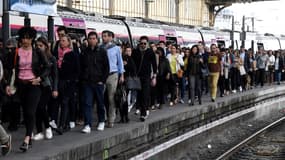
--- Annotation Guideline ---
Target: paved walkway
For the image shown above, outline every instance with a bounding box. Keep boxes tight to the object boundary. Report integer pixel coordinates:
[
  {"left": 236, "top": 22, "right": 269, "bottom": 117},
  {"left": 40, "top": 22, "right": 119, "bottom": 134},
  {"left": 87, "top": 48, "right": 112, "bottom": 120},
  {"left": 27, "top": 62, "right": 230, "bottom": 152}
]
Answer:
[{"left": 0, "top": 85, "right": 280, "bottom": 160}]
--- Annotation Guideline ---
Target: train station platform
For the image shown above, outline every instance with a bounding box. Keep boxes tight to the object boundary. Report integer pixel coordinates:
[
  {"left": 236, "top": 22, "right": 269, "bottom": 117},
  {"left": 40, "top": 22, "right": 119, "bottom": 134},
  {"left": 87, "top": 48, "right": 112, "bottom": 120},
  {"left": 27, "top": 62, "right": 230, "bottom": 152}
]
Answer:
[{"left": 2, "top": 85, "right": 285, "bottom": 160}]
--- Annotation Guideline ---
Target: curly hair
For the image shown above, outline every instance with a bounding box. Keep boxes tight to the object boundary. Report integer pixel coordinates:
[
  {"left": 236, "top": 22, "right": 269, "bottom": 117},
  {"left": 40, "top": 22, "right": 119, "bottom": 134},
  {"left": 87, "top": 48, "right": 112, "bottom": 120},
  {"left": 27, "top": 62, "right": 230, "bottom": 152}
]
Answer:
[{"left": 18, "top": 26, "right": 37, "bottom": 41}]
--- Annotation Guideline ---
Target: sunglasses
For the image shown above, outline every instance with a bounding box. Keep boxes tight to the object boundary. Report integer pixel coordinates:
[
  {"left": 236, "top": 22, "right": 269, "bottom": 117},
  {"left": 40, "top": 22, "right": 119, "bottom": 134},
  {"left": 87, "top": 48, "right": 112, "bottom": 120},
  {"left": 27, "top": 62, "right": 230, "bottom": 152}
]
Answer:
[{"left": 140, "top": 42, "right": 147, "bottom": 45}]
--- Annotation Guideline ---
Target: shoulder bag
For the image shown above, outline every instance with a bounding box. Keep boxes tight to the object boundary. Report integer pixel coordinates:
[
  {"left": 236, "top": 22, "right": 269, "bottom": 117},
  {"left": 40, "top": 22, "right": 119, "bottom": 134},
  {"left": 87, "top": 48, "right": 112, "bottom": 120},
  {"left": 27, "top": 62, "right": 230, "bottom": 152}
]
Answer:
[{"left": 126, "top": 54, "right": 144, "bottom": 90}]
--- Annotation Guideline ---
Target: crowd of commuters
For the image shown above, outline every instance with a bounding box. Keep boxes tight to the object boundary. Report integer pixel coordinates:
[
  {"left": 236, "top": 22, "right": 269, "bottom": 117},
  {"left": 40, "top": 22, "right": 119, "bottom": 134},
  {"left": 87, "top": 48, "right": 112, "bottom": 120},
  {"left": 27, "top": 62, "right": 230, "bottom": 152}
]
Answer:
[{"left": 0, "top": 26, "right": 284, "bottom": 155}]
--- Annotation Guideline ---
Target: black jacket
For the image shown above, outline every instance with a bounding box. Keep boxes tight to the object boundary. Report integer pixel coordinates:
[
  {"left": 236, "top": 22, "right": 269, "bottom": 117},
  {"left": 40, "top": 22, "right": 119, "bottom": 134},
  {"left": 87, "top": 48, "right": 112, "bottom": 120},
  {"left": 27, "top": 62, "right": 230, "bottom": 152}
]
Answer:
[
  {"left": 59, "top": 50, "right": 80, "bottom": 81},
  {"left": 158, "top": 57, "right": 171, "bottom": 79},
  {"left": 6, "top": 48, "right": 49, "bottom": 86},
  {"left": 186, "top": 54, "right": 205, "bottom": 77},
  {"left": 80, "top": 46, "right": 109, "bottom": 84},
  {"left": 41, "top": 56, "right": 58, "bottom": 91},
  {"left": 123, "top": 55, "right": 136, "bottom": 78},
  {"left": 132, "top": 48, "right": 157, "bottom": 79}
]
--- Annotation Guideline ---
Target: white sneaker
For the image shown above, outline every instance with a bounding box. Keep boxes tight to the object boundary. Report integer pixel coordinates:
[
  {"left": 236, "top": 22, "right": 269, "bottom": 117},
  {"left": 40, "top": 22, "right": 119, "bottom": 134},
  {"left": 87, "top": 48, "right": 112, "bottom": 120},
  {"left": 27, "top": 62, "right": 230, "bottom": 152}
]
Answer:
[
  {"left": 49, "top": 120, "right": 57, "bottom": 129},
  {"left": 232, "top": 90, "right": 237, "bottom": 93},
  {"left": 146, "top": 110, "right": 150, "bottom": 116},
  {"left": 155, "top": 103, "right": 160, "bottom": 108},
  {"left": 239, "top": 86, "right": 242, "bottom": 92},
  {"left": 45, "top": 127, "right": 53, "bottom": 139},
  {"left": 97, "top": 122, "right": 105, "bottom": 131},
  {"left": 70, "top": 122, "right": 75, "bottom": 129},
  {"left": 128, "top": 104, "right": 134, "bottom": 113},
  {"left": 81, "top": 125, "right": 91, "bottom": 134},
  {"left": 135, "top": 109, "right": 140, "bottom": 115},
  {"left": 180, "top": 99, "right": 185, "bottom": 104},
  {"left": 33, "top": 133, "right": 44, "bottom": 141},
  {"left": 170, "top": 102, "right": 174, "bottom": 106},
  {"left": 188, "top": 99, "right": 191, "bottom": 104}
]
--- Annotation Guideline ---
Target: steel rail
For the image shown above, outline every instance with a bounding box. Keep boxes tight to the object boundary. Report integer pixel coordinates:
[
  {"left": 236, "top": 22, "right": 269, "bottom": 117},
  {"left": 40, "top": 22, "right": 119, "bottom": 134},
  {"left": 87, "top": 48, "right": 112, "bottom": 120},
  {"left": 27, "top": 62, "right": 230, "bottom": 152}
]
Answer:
[{"left": 216, "top": 116, "right": 285, "bottom": 160}]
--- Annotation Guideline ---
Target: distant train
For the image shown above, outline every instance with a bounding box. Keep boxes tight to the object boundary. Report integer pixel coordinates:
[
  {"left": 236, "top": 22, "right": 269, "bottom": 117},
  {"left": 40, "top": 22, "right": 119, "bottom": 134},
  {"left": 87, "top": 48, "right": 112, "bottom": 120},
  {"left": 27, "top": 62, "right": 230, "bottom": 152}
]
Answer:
[{"left": 1, "top": 7, "right": 285, "bottom": 51}]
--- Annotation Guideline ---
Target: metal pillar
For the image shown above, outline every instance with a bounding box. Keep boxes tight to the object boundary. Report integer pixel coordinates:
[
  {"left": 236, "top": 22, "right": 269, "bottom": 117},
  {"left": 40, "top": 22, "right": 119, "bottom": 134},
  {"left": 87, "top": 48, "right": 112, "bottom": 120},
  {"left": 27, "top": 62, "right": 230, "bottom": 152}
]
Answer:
[
  {"left": 24, "top": 13, "right": 31, "bottom": 27},
  {"left": 2, "top": 0, "right": 10, "bottom": 49},
  {"left": 175, "top": 0, "right": 180, "bottom": 24},
  {"left": 67, "top": 0, "right": 73, "bottom": 8},
  {"left": 145, "top": 1, "right": 150, "bottom": 19},
  {"left": 231, "top": 16, "right": 234, "bottom": 48},
  {"left": 109, "top": 0, "right": 114, "bottom": 15},
  {"left": 241, "top": 15, "right": 245, "bottom": 48},
  {"left": 47, "top": 16, "right": 54, "bottom": 43}
]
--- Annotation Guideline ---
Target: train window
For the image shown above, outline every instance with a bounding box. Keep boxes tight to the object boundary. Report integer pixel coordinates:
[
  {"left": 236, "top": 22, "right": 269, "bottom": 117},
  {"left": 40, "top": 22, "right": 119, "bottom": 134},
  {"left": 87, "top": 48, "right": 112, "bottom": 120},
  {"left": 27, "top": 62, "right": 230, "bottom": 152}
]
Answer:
[
  {"left": 166, "top": 36, "right": 177, "bottom": 45},
  {"left": 217, "top": 40, "right": 225, "bottom": 49}
]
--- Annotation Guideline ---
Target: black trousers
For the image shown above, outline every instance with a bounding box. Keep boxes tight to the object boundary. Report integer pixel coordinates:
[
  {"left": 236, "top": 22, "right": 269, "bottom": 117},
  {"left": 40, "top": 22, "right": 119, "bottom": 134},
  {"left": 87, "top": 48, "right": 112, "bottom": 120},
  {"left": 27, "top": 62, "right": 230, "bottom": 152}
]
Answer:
[
  {"left": 170, "top": 74, "right": 179, "bottom": 102},
  {"left": 137, "top": 77, "right": 151, "bottom": 116},
  {"left": 157, "top": 77, "right": 168, "bottom": 105},
  {"left": 150, "top": 85, "right": 157, "bottom": 106},
  {"left": 218, "top": 75, "right": 225, "bottom": 95},
  {"left": 58, "top": 80, "right": 77, "bottom": 128},
  {"left": 18, "top": 83, "right": 41, "bottom": 137},
  {"left": 231, "top": 68, "right": 240, "bottom": 90},
  {"left": 258, "top": 69, "right": 265, "bottom": 87},
  {"left": 36, "top": 86, "right": 52, "bottom": 133}
]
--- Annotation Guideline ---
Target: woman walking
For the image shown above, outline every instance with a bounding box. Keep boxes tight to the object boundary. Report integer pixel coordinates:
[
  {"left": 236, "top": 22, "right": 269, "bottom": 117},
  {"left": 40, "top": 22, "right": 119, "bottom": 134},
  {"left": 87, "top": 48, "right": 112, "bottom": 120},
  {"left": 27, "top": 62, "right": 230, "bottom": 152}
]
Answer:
[
  {"left": 33, "top": 37, "right": 58, "bottom": 140},
  {"left": 167, "top": 45, "right": 184, "bottom": 106},
  {"left": 5, "top": 27, "right": 49, "bottom": 152}
]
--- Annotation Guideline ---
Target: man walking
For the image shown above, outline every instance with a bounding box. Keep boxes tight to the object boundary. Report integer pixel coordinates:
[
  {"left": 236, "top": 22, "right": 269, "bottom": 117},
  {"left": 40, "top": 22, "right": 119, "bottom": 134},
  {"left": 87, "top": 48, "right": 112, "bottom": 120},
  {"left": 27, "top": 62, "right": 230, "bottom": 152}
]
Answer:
[
  {"left": 80, "top": 32, "right": 110, "bottom": 133},
  {"left": 102, "top": 30, "right": 124, "bottom": 128},
  {"left": 132, "top": 36, "right": 157, "bottom": 121}
]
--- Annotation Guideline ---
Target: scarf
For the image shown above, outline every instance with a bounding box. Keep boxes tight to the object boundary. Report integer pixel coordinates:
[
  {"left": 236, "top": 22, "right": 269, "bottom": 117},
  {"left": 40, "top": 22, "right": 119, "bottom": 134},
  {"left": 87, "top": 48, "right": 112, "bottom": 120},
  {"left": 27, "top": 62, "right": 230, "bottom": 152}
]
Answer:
[{"left": 58, "top": 47, "right": 72, "bottom": 68}]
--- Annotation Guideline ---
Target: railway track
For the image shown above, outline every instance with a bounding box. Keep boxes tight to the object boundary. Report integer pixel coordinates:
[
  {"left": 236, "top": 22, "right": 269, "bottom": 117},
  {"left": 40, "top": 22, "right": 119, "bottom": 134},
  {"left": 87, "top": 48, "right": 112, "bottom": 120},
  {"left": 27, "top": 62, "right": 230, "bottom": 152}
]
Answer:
[{"left": 216, "top": 116, "right": 285, "bottom": 160}]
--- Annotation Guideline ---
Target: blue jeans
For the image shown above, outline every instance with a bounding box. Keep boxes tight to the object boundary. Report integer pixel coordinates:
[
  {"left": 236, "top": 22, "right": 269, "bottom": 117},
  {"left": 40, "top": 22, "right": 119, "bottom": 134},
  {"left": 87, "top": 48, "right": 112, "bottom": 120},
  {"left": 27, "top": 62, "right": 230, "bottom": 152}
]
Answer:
[
  {"left": 275, "top": 70, "right": 281, "bottom": 84},
  {"left": 83, "top": 83, "right": 106, "bottom": 126}
]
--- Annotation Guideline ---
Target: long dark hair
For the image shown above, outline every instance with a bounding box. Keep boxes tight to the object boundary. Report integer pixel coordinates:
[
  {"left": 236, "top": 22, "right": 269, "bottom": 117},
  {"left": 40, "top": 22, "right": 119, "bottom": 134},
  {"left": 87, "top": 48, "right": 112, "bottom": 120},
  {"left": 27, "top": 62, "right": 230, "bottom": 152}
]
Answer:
[
  {"left": 190, "top": 45, "right": 199, "bottom": 55},
  {"left": 36, "top": 36, "right": 52, "bottom": 58}
]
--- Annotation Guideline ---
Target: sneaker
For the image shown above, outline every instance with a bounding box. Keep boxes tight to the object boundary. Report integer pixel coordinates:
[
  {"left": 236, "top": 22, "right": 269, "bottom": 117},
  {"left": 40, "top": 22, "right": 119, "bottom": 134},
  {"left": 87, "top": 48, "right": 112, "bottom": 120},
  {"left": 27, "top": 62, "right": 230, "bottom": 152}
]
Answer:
[
  {"left": 155, "top": 103, "right": 160, "bottom": 108},
  {"left": 81, "top": 125, "right": 91, "bottom": 134},
  {"left": 135, "top": 109, "right": 140, "bottom": 115},
  {"left": 151, "top": 105, "right": 156, "bottom": 110},
  {"left": 170, "top": 102, "right": 174, "bottom": 106},
  {"left": 45, "top": 127, "right": 53, "bottom": 139},
  {"left": 146, "top": 110, "right": 150, "bottom": 116},
  {"left": 69, "top": 122, "right": 75, "bottom": 129},
  {"left": 232, "top": 90, "right": 237, "bottom": 93},
  {"left": 188, "top": 99, "right": 191, "bottom": 104},
  {"left": 128, "top": 104, "right": 134, "bottom": 113},
  {"left": 97, "top": 122, "right": 105, "bottom": 131},
  {"left": 179, "top": 99, "right": 185, "bottom": 104},
  {"left": 211, "top": 98, "right": 215, "bottom": 102},
  {"left": 239, "top": 86, "right": 242, "bottom": 92},
  {"left": 49, "top": 120, "right": 57, "bottom": 129},
  {"left": 33, "top": 133, "right": 44, "bottom": 141},
  {"left": 1, "top": 135, "right": 12, "bottom": 156}
]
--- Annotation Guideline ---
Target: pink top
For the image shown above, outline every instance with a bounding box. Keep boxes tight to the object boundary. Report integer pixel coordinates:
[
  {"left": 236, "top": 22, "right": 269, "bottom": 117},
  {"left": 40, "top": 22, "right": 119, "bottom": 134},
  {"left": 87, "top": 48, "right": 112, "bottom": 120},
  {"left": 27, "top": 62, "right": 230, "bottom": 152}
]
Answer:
[{"left": 18, "top": 48, "right": 36, "bottom": 80}]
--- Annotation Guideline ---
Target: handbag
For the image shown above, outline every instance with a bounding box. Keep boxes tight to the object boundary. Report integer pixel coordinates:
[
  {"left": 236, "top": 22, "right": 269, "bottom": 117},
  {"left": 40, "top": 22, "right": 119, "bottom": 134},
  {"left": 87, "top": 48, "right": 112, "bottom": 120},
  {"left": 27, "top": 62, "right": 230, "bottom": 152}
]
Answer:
[
  {"left": 9, "top": 49, "right": 18, "bottom": 95},
  {"left": 126, "top": 76, "right": 141, "bottom": 90},
  {"left": 239, "top": 65, "right": 246, "bottom": 76},
  {"left": 177, "top": 69, "right": 184, "bottom": 78},
  {"left": 126, "top": 54, "right": 144, "bottom": 90}
]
